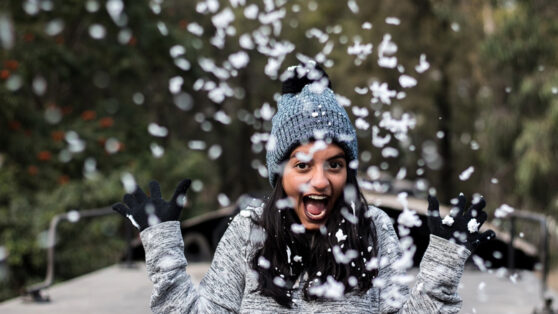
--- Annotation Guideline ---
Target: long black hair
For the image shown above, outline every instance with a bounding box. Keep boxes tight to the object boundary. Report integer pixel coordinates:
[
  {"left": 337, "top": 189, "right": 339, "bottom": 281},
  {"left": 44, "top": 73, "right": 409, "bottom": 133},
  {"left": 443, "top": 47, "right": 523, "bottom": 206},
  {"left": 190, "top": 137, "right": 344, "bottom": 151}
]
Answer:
[{"left": 250, "top": 168, "right": 379, "bottom": 307}]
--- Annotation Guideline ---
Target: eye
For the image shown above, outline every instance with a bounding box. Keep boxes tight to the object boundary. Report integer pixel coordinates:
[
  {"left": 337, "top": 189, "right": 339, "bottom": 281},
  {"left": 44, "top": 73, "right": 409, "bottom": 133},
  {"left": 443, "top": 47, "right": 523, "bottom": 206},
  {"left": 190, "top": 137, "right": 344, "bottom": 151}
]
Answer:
[
  {"left": 295, "top": 162, "right": 308, "bottom": 170},
  {"left": 327, "top": 161, "right": 344, "bottom": 170}
]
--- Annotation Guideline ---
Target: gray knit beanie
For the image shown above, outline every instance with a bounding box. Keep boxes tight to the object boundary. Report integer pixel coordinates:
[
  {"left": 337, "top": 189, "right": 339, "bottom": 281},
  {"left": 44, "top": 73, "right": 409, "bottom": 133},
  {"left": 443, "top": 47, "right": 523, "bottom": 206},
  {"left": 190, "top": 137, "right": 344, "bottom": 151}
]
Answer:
[{"left": 266, "top": 63, "right": 358, "bottom": 187}]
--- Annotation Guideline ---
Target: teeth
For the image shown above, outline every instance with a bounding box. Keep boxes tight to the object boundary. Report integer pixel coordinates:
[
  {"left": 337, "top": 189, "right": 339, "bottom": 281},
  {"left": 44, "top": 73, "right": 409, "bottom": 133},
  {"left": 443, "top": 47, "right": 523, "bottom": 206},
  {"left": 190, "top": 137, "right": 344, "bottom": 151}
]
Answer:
[{"left": 307, "top": 195, "right": 328, "bottom": 200}]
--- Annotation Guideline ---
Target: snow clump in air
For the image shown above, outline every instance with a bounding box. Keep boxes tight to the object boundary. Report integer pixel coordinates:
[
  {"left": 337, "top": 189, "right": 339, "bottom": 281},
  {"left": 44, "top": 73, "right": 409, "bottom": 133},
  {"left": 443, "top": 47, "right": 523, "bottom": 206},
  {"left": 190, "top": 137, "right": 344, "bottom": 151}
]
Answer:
[
  {"left": 442, "top": 215, "right": 454, "bottom": 226},
  {"left": 291, "top": 223, "right": 306, "bottom": 234},
  {"left": 494, "top": 204, "right": 514, "bottom": 218},
  {"left": 308, "top": 276, "right": 345, "bottom": 299},
  {"left": 459, "top": 166, "right": 475, "bottom": 181},
  {"left": 467, "top": 218, "right": 480, "bottom": 233},
  {"left": 335, "top": 228, "right": 347, "bottom": 242}
]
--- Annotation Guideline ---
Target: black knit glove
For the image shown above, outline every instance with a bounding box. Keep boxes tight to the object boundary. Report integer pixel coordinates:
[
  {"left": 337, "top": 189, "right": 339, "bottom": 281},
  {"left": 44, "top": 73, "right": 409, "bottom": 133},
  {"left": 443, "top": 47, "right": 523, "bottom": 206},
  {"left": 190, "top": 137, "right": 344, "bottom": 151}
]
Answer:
[
  {"left": 112, "top": 179, "right": 191, "bottom": 231},
  {"left": 427, "top": 193, "right": 495, "bottom": 252}
]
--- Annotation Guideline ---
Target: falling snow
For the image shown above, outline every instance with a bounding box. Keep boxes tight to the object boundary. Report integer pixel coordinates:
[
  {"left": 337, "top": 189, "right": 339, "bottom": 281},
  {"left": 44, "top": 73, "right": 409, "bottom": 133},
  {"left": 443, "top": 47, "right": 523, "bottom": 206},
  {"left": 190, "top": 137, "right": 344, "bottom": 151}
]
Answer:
[
  {"left": 309, "top": 276, "right": 345, "bottom": 299},
  {"left": 6, "top": 1, "right": 511, "bottom": 307},
  {"left": 459, "top": 166, "right": 475, "bottom": 181},
  {"left": 335, "top": 229, "right": 347, "bottom": 242},
  {"left": 385, "top": 17, "right": 401, "bottom": 25},
  {"left": 369, "top": 81, "right": 397, "bottom": 104},
  {"left": 467, "top": 218, "right": 480, "bottom": 233},
  {"left": 494, "top": 204, "right": 514, "bottom": 218},
  {"left": 442, "top": 215, "right": 454, "bottom": 226},
  {"left": 332, "top": 245, "right": 358, "bottom": 264},
  {"left": 398, "top": 75, "right": 417, "bottom": 88},
  {"left": 397, "top": 208, "right": 422, "bottom": 229},
  {"left": 415, "top": 54, "right": 430, "bottom": 73},
  {"left": 291, "top": 223, "right": 306, "bottom": 233}
]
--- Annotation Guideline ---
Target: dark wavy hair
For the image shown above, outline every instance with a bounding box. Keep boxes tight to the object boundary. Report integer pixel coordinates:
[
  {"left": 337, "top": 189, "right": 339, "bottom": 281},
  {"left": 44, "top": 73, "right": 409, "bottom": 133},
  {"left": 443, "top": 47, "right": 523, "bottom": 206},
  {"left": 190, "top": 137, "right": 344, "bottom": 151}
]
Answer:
[{"left": 250, "top": 168, "right": 379, "bottom": 308}]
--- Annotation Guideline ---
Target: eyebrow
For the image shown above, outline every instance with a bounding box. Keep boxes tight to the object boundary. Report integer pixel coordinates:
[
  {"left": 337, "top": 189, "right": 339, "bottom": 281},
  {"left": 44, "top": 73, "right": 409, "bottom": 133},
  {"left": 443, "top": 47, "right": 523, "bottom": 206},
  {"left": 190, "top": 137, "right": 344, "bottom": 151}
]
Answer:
[
  {"left": 289, "top": 152, "right": 346, "bottom": 160},
  {"left": 328, "top": 153, "right": 346, "bottom": 161}
]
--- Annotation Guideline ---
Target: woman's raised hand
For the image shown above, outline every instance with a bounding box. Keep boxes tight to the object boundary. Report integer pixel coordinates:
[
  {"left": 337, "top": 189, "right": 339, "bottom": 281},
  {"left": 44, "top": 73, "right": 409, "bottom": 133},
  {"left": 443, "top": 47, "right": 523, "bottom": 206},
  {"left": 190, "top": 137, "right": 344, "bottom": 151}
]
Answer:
[
  {"left": 427, "top": 193, "right": 496, "bottom": 252},
  {"left": 112, "top": 179, "right": 191, "bottom": 231}
]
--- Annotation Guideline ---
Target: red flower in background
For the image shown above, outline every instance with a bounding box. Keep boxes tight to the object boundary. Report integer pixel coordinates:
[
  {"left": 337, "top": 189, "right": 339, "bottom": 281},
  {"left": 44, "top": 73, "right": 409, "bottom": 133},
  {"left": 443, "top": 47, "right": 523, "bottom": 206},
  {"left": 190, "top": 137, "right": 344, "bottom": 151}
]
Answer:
[
  {"left": 8, "top": 120, "right": 21, "bottom": 131},
  {"left": 81, "top": 110, "right": 96, "bottom": 121},
  {"left": 51, "top": 130, "right": 65, "bottom": 142},
  {"left": 23, "top": 33, "right": 34, "bottom": 42},
  {"left": 37, "top": 151, "right": 52, "bottom": 161},
  {"left": 0, "top": 70, "right": 10, "bottom": 80},
  {"left": 128, "top": 36, "right": 137, "bottom": 46},
  {"left": 4, "top": 60, "right": 19, "bottom": 70},
  {"left": 58, "top": 175, "right": 70, "bottom": 185},
  {"left": 62, "top": 106, "right": 73, "bottom": 115},
  {"left": 27, "top": 165, "right": 38, "bottom": 176},
  {"left": 99, "top": 117, "right": 114, "bottom": 128}
]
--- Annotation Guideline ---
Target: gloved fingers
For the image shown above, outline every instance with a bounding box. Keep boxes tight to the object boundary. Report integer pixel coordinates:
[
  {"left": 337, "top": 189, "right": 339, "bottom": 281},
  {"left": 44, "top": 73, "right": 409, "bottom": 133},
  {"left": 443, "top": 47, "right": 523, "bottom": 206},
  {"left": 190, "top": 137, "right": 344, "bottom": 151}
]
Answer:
[
  {"left": 132, "top": 185, "right": 148, "bottom": 204},
  {"left": 427, "top": 195, "right": 442, "bottom": 230},
  {"left": 475, "top": 210, "right": 488, "bottom": 226},
  {"left": 171, "top": 179, "right": 191, "bottom": 208},
  {"left": 453, "top": 193, "right": 467, "bottom": 217},
  {"left": 478, "top": 229, "right": 496, "bottom": 243},
  {"left": 467, "top": 196, "right": 486, "bottom": 219},
  {"left": 148, "top": 180, "right": 162, "bottom": 199},
  {"left": 112, "top": 202, "right": 130, "bottom": 216},
  {"left": 427, "top": 194, "right": 440, "bottom": 217},
  {"left": 123, "top": 193, "right": 139, "bottom": 209}
]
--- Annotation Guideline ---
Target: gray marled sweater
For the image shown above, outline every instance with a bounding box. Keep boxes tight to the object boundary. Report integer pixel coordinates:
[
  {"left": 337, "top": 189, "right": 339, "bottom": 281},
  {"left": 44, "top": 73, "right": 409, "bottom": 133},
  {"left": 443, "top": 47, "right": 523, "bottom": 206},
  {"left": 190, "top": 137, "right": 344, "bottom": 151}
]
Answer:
[{"left": 140, "top": 203, "right": 470, "bottom": 313}]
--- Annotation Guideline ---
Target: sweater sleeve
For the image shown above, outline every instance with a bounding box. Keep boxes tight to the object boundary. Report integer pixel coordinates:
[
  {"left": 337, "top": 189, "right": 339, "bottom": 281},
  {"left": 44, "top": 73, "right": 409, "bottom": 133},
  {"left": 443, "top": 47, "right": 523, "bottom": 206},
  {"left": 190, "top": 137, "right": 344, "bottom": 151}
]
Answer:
[
  {"left": 373, "top": 208, "right": 470, "bottom": 314},
  {"left": 140, "top": 213, "right": 250, "bottom": 314}
]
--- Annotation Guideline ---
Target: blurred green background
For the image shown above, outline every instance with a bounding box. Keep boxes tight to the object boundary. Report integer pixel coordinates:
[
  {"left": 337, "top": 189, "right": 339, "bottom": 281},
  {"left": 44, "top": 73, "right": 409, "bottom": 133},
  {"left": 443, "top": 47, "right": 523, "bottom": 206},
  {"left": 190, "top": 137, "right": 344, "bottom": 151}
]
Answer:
[{"left": 1, "top": 0, "right": 558, "bottom": 301}]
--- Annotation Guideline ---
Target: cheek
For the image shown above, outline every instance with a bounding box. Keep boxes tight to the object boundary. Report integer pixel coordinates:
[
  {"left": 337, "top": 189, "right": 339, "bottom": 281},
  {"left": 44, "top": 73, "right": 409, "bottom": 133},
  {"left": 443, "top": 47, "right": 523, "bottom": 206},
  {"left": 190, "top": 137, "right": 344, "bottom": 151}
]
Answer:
[
  {"left": 331, "top": 173, "right": 347, "bottom": 195},
  {"left": 283, "top": 170, "right": 297, "bottom": 197},
  {"left": 281, "top": 171, "right": 305, "bottom": 198}
]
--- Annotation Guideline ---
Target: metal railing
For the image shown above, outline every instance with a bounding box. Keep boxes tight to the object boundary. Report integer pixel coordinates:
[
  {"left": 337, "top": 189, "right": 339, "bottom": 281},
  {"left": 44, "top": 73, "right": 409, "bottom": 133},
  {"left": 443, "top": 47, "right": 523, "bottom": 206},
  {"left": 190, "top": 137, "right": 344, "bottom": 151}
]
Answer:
[
  {"left": 505, "top": 211, "right": 554, "bottom": 313},
  {"left": 24, "top": 207, "right": 134, "bottom": 302}
]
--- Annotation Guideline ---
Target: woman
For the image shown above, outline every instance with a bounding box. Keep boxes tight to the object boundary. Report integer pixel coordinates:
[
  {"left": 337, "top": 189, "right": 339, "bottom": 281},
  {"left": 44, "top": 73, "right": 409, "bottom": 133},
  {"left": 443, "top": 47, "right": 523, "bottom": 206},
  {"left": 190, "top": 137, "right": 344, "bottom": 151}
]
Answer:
[{"left": 113, "top": 62, "right": 495, "bottom": 313}]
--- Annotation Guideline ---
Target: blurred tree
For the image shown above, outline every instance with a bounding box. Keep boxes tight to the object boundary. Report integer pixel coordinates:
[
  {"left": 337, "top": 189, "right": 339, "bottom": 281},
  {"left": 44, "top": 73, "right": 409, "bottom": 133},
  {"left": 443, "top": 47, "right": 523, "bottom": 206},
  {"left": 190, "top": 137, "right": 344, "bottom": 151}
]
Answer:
[
  {"left": 478, "top": 0, "right": 558, "bottom": 214},
  {"left": 0, "top": 0, "right": 219, "bottom": 300}
]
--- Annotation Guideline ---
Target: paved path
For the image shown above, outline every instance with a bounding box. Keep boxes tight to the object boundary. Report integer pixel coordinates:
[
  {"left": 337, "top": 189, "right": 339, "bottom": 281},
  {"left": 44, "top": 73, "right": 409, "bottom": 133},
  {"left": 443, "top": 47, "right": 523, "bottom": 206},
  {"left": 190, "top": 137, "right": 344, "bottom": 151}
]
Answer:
[
  {"left": 0, "top": 263, "right": 553, "bottom": 313},
  {"left": 460, "top": 269, "right": 549, "bottom": 314},
  {"left": 0, "top": 263, "right": 207, "bottom": 314}
]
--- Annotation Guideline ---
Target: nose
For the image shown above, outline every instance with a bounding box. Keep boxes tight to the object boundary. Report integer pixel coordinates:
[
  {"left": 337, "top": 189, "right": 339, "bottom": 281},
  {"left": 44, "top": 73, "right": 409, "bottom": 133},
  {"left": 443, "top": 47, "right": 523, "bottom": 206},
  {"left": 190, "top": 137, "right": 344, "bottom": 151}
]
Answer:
[{"left": 310, "top": 166, "right": 329, "bottom": 191}]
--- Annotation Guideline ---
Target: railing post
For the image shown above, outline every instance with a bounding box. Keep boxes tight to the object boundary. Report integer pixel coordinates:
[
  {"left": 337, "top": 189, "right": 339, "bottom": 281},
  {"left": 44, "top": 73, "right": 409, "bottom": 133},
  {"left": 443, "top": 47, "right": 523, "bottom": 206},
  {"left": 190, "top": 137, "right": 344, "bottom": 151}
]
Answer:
[
  {"left": 507, "top": 211, "right": 555, "bottom": 313},
  {"left": 24, "top": 207, "right": 115, "bottom": 302},
  {"left": 508, "top": 215, "right": 515, "bottom": 273},
  {"left": 541, "top": 219, "right": 549, "bottom": 297},
  {"left": 123, "top": 220, "right": 135, "bottom": 268}
]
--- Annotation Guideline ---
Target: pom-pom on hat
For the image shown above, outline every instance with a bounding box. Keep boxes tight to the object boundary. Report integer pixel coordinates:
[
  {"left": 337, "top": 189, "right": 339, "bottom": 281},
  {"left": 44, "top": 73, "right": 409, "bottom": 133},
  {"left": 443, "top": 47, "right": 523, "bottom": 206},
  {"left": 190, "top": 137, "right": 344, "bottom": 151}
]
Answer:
[{"left": 266, "top": 61, "right": 358, "bottom": 187}]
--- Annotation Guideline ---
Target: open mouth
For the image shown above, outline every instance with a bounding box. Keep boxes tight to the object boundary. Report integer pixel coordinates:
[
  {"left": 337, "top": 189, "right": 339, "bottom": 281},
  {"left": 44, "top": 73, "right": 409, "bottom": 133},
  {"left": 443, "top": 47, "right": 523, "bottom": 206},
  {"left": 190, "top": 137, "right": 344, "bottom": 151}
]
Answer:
[{"left": 302, "top": 195, "right": 330, "bottom": 222}]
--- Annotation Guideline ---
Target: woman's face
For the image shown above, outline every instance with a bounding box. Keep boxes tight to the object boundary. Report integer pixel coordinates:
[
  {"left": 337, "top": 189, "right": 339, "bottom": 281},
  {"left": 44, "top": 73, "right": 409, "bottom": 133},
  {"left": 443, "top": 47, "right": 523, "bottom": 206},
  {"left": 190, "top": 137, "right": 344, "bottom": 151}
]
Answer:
[{"left": 281, "top": 142, "right": 347, "bottom": 230}]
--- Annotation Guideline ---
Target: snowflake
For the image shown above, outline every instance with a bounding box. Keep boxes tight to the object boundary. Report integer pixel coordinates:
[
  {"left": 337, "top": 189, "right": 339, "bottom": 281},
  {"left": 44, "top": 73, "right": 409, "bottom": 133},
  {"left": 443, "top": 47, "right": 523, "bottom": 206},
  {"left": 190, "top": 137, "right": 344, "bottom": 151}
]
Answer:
[
  {"left": 397, "top": 208, "right": 422, "bottom": 228},
  {"left": 347, "top": 41, "right": 373, "bottom": 61},
  {"left": 308, "top": 276, "right": 345, "bottom": 299},
  {"left": 459, "top": 166, "right": 475, "bottom": 181},
  {"left": 442, "top": 215, "right": 454, "bottom": 226},
  {"left": 335, "top": 229, "right": 347, "bottom": 242},
  {"left": 369, "top": 81, "right": 396, "bottom": 104},
  {"left": 494, "top": 204, "right": 514, "bottom": 218},
  {"left": 415, "top": 54, "right": 430, "bottom": 73},
  {"left": 385, "top": 17, "right": 401, "bottom": 25},
  {"left": 228, "top": 51, "right": 250, "bottom": 69},
  {"left": 291, "top": 223, "right": 306, "bottom": 234},
  {"left": 399, "top": 75, "right": 417, "bottom": 88}
]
